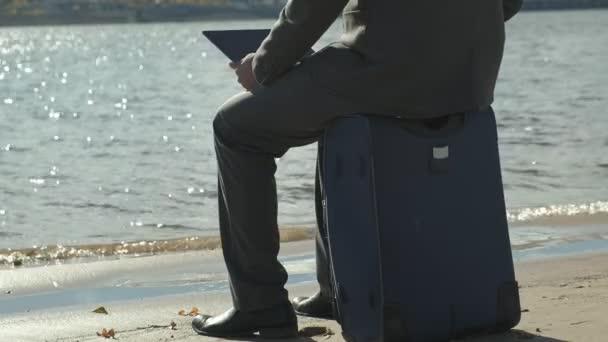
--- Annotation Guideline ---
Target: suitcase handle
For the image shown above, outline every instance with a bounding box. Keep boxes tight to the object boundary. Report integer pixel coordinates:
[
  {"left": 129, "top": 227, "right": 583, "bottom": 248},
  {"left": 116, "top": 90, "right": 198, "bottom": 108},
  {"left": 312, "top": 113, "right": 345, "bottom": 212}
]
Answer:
[{"left": 393, "top": 112, "right": 465, "bottom": 138}]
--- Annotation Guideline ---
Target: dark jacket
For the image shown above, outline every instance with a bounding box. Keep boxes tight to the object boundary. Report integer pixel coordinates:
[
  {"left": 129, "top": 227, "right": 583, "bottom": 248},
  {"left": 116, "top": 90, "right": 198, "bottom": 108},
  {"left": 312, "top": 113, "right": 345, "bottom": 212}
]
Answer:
[{"left": 252, "top": 0, "right": 522, "bottom": 117}]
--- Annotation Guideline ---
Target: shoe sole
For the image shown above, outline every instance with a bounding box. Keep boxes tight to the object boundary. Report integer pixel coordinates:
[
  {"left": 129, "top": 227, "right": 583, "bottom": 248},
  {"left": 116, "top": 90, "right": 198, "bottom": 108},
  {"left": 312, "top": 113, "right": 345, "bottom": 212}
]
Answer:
[
  {"left": 192, "top": 322, "right": 298, "bottom": 339},
  {"left": 294, "top": 309, "right": 334, "bottom": 320}
]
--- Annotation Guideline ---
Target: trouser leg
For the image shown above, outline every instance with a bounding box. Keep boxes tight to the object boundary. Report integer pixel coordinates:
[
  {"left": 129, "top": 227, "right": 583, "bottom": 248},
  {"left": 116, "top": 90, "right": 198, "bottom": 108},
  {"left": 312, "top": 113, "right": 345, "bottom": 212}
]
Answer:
[
  {"left": 214, "top": 119, "right": 290, "bottom": 311},
  {"left": 211, "top": 45, "right": 376, "bottom": 312}
]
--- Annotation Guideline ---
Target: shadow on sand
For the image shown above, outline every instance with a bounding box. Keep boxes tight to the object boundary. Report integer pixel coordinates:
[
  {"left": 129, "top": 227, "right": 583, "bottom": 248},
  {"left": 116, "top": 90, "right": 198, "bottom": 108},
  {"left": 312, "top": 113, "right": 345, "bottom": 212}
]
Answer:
[
  {"left": 219, "top": 326, "right": 331, "bottom": 341},
  {"left": 223, "top": 327, "right": 569, "bottom": 342},
  {"left": 459, "top": 329, "right": 569, "bottom": 342},
  {"left": 220, "top": 328, "right": 569, "bottom": 342}
]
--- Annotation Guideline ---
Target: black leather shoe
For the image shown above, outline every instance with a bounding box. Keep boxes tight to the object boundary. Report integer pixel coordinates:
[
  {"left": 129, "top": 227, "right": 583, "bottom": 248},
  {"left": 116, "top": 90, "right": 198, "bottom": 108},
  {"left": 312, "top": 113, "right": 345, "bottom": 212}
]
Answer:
[
  {"left": 291, "top": 292, "right": 333, "bottom": 319},
  {"left": 191, "top": 302, "right": 298, "bottom": 338}
]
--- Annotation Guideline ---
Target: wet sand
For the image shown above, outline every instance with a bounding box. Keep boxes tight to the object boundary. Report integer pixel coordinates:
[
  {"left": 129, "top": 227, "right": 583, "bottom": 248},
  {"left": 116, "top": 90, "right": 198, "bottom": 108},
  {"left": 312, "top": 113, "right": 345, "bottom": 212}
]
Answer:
[{"left": 1, "top": 240, "right": 608, "bottom": 341}]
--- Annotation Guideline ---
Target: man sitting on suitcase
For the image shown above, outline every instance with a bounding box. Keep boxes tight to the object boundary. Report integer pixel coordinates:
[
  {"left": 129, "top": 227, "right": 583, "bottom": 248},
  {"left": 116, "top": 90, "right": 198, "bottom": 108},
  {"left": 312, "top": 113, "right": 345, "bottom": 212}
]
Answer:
[{"left": 192, "top": 0, "right": 522, "bottom": 338}]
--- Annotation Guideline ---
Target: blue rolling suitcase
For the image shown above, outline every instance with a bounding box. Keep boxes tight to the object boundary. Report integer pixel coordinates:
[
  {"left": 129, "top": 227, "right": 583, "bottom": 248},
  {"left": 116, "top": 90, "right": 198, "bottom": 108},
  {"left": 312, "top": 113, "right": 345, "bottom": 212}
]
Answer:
[{"left": 322, "top": 108, "right": 520, "bottom": 342}]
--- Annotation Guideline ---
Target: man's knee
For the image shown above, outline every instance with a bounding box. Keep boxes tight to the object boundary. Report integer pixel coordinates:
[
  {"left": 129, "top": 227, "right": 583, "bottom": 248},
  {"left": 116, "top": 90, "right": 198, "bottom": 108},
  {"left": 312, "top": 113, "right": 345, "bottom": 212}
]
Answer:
[
  {"left": 212, "top": 103, "right": 260, "bottom": 153},
  {"left": 212, "top": 104, "right": 288, "bottom": 157},
  {"left": 213, "top": 97, "right": 244, "bottom": 138},
  {"left": 212, "top": 93, "right": 255, "bottom": 139},
  {"left": 212, "top": 110, "right": 241, "bottom": 153},
  {"left": 212, "top": 110, "right": 228, "bottom": 137}
]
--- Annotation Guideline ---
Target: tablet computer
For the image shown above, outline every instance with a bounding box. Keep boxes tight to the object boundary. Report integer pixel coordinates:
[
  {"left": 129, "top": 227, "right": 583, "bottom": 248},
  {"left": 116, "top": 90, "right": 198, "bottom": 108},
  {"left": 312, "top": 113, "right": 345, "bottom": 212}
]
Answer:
[
  {"left": 202, "top": 29, "right": 315, "bottom": 62},
  {"left": 202, "top": 29, "right": 271, "bottom": 62}
]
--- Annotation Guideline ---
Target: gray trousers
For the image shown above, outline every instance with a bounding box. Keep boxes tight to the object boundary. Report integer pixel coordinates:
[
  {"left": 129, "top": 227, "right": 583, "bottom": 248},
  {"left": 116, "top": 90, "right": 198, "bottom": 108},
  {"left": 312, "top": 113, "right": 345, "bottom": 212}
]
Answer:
[{"left": 213, "top": 46, "right": 381, "bottom": 311}]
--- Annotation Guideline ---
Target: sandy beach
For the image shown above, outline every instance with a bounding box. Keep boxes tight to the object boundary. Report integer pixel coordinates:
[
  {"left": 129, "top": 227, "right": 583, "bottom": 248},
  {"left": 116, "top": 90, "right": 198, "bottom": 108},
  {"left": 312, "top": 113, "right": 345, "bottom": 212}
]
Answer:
[{"left": 1, "top": 239, "right": 608, "bottom": 342}]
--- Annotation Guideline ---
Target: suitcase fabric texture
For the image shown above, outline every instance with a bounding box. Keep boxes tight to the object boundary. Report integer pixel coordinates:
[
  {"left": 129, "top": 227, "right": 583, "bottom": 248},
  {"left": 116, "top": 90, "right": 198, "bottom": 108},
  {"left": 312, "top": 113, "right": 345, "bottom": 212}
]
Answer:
[{"left": 321, "top": 108, "right": 521, "bottom": 342}]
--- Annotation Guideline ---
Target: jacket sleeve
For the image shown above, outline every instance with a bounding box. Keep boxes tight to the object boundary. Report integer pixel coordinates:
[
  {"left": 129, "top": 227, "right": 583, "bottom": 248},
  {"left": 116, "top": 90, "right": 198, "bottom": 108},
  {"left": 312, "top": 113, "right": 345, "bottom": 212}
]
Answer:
[
  {"left": 252, "top": 0, "right": 349, "bottom": 85},
  {"left": 503, "top": 0, "right": 523, "bottom": 21}
]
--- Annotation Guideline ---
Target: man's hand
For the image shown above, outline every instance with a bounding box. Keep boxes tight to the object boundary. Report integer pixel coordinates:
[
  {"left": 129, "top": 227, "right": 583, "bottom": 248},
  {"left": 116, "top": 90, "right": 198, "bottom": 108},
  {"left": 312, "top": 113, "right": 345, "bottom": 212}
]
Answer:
[{"left": 229, "top": 53, "right": 260, "bottom": 92}]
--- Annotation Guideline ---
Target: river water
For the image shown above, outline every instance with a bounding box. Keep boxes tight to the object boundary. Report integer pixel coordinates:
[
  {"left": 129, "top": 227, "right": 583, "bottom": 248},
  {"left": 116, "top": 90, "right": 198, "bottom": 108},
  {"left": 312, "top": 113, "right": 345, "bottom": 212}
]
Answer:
[{"left": 0, "top": 10, "right": 607, "bottom": 263}]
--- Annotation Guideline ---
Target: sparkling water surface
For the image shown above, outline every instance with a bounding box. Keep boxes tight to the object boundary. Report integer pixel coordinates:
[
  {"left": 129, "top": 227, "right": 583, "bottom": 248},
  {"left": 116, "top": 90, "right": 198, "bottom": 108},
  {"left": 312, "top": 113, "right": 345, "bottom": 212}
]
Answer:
[{"left": 0, "top": 11, "right": 607, "bottom": 251}]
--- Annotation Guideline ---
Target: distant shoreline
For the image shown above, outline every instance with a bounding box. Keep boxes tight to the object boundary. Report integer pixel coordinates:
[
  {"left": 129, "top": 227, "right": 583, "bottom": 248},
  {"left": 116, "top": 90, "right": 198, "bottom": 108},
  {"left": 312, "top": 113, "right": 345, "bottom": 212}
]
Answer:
[
  {"left": 1, "top": 5, "right": 607, "bottom": 28},
  {"left": 0, "top": 10, "right": 272, "bottom": 28}
]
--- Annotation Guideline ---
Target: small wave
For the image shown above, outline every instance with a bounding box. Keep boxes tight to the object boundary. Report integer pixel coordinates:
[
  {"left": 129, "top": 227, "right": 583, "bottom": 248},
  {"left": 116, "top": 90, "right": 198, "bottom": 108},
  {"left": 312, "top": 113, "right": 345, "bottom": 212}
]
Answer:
[
  {"left": 502, "top": 140, "right": 556, "bottom": 147},
  {"left": 1, "top": 145, "right": 31, "bottom": 153},
  {"left": 168, "top": 197, "right": 204, "bottom": 206},
  {"left": 108, "top": 188, "right": 142, "bottom": 196},
  {"left": 0, "top": 232, "right": 23, "bottom": 238},
  {"left": 576, "top": 95, "right": 604, "bottom": 102},
  {"left": 0, "top": 226, "right": 313, "bottom": 267},
  {"left": 508, "top": 201, "right": 608, "bottom": 226},
  {"left": 44, "top": 201, "right": 150, "bottom": 214},
  {"left": 513, "top": 183, "right": 544, "bottom": 191},
  {"left": 0, "top": 186, "right": 17, "bottom": 194},
  {"left": 503, "top": 167, "right": 553, "bottom": 177},
  {"left": 139, "top": 223, "right": 200, "bottom": 231},
  {"left": 139, "top": 149, "right": 163, "bottom": 156},
  {"left": 90, "top": 152, "right": 113, "bottom": 158}
]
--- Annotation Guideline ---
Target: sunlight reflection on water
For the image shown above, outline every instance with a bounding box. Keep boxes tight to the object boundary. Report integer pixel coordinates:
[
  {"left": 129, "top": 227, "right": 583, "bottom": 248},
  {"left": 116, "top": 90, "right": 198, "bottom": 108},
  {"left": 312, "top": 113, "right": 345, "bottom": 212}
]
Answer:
[{"left": 0, "top": 12, "right": 607, "bottom": 251}]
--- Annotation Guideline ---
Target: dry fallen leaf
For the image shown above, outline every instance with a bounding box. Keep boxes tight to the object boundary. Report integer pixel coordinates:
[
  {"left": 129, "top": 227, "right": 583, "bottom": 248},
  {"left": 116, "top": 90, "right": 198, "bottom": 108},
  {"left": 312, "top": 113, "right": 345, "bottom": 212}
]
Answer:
[
  {"left": 92, "top": 306, "right": 109, "bottom": 314},
  {"left": 177, "top": 306, "right": 200, "bottom": 316},
  {"left": 96, "top": 328, "right": 116, "bottom": 338}
]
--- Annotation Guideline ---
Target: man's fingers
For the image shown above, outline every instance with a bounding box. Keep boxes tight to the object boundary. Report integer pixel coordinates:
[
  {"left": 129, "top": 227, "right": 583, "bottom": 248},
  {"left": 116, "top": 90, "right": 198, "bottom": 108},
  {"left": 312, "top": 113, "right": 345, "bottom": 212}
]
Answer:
[
  {"left": 232, "top": 53, "right": 256, "bottom": 91},
  {"left": 236, "top": 76, "right": 253, "bottom": 91}
]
